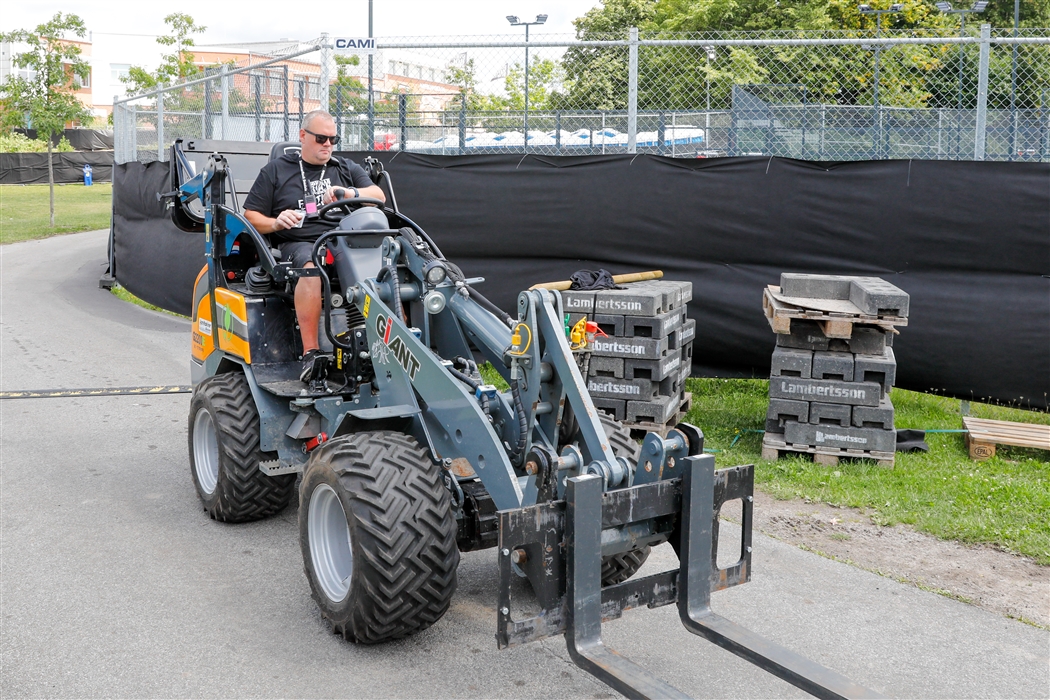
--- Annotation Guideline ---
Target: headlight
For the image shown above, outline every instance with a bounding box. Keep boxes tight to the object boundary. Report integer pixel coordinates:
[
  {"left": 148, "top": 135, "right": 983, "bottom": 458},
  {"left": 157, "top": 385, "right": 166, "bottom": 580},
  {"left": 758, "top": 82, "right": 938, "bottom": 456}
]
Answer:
[
  {"left": 423, "top": 261, "right": 447, "bottom": 286},
  {"left": 423, "top": 290, "right": 447, "bottom": 315}
]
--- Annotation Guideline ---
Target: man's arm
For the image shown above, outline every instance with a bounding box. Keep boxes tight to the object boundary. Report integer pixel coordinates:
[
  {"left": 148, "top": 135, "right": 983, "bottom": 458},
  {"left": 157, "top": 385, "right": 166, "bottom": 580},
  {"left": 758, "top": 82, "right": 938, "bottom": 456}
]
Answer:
[{"left": 244, "top": 208, "right": 304, "bottom": 234}]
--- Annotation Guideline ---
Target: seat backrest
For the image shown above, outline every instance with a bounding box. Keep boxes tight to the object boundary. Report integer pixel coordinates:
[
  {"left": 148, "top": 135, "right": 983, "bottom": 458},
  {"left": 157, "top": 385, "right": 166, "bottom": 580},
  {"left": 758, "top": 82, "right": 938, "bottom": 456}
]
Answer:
[{"left": 269, "top": 141, "right": 301, "bottom": 162}]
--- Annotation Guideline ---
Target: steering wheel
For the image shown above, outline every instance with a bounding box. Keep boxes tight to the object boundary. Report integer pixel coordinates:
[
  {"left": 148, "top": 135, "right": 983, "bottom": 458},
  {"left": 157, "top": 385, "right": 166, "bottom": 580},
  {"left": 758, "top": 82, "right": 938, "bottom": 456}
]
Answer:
[{"left": 316, "top": 196, "right": 386, "bottom": 222}]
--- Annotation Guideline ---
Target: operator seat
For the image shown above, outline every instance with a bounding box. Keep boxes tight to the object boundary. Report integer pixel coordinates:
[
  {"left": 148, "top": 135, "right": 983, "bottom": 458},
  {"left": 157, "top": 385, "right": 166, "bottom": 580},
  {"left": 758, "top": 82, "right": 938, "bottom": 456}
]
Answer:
[{"left": 269, "top": 141, "right": 301, "bottom": 162}]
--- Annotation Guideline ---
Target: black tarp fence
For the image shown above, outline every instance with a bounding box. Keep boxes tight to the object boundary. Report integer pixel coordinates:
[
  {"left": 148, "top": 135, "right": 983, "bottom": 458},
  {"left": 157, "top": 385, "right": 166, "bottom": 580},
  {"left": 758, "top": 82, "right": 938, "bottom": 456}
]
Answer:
[
  {"left": 111, "top": 150, "right": 1050, "bottom": 409},
  {"left": 0, "top": 151, "right": 114, "bottom": 184}
]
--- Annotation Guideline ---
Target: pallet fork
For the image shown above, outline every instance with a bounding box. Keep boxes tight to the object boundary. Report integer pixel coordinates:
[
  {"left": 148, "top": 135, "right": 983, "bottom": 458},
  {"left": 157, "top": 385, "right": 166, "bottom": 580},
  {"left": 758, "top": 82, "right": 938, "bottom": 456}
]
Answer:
[{"left": 499, "top": 454, "right": 884, "bottom": 699}]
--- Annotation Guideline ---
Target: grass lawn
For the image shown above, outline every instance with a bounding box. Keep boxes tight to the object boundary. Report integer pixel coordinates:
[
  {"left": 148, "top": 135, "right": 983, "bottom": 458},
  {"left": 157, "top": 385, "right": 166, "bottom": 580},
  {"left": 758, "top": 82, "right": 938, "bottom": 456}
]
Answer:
[
  {"left": 685, "top": 378, "right": 1050, "bottom": 565},
  {"left": 480, "top": 364, "right": 1048, "bottom": 564},
  {"left": 0, "top": 183, "right": 112, "bottom": 244}
]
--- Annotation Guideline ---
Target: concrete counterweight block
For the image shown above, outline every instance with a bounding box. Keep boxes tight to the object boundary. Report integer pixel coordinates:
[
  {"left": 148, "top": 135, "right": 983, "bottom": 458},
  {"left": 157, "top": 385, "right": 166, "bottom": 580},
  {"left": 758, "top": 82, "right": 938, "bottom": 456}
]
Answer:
[
  {"left": 812, "top": 350, "right": 854, "bottom": 382},
  {"left": 809, "top": 402, "right": 852, "bottom": 428},
  {"left": 850, "top": 277, "right": 910, "bottom": 317},
  {"left": 765, "top": 398, "right": 809, "bottom": 434},
  {"left": 770, "top": 346, "right": 813, "bottom": 379},
  {"left": 588, "top": 356, "right": 625, "bottom": 379},
  {"left": 854, "top": 347, "right": 897, "bottom": 395},
  {"left": 624, "top": 350, "right": 682, "bottom": 382},
  {"left": 627, "top": 395, "right": 678, "bottom": 424},
  {"left": 853, "top": 396, "right": 895, "bottom": 430},
  {"left": 592, "top": 398, "right": 626, "bottom": 422},
  {"left": 780, "top": 273, "right": 853, "bottom": 300},
  {"left": 769, "top": 377, "right": 882, "bottom": 407},
  {"left": 592, "top": 314, "right": 625, "bottom": 338},
  {"left": 775, "top": 319, "right": 830, "bottom": 352},
  {"left": 624, "top": 308, "right": 685, "bottom": 339},
  {"left": 561, "top": 290, "right": 594, "bottom": 314},
  {"left": 785, "top": 422, "right": 897, "bottom": 453}
]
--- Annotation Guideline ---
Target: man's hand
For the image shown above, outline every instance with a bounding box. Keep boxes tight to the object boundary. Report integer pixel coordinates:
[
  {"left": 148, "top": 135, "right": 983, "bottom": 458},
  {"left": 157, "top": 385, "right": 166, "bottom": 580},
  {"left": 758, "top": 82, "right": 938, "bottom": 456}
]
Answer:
[
  {"left": 272, "top": 209, "right": 304, "bottom": 231},
  {"left": 322, "top": 186, "right": 352, "bottom": 204}
]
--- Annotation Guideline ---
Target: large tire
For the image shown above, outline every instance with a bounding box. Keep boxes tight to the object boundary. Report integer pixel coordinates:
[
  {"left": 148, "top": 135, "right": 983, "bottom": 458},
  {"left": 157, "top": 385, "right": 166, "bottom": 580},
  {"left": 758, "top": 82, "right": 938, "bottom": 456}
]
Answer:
[
  {"left": 299, "top": 431, "right": 459, "bottom": 643},
  {"left": 188, "top": 372, "right": 295, "bottom": 522},
  {"left": 594, "top": 412, "right": 653, "bottom": 585}
]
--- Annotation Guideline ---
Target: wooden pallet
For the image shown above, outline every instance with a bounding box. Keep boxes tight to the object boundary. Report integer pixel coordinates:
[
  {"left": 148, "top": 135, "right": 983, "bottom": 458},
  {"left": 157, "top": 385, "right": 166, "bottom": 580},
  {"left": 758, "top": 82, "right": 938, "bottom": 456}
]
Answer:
[
  {"left": 762, "top": 286, "right": 906, "bottom": 339},
  {"left": 963, "top": 416, "right": 1050, "bottom": 460},
  {"left": 760, "top": 434, "right": 895, "bottom": 468},
  {"left": 625, "top": 392, "right": 693, "bottom": 438}
]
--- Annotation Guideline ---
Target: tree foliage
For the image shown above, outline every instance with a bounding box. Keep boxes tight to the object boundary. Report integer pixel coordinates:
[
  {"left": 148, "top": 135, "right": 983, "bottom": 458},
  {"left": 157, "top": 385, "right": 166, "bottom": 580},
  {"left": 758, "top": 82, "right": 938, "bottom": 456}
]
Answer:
[
  {"left": 0, "top": 12, "right": 91, "bottom": 226},
  {"left": 555, "top": 0, "right": 1049, "bottom": 112},
  {"left": 0, "top": 13, "right": 90, "bottom": 135},
  {"left": 122, "top": 13, "right": 207, "bottom": 94}
]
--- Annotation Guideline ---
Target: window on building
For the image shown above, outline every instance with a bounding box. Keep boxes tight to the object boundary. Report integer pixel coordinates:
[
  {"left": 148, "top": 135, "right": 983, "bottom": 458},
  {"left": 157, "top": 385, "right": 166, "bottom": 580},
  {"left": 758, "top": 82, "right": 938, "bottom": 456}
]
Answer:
[
  {"left": 269, "top": 71, "right": 283, "bottom": 97},
  {"left": 111, "top": 63, "right": 130, "bottom": 84},
  {"left": 307, "top": 77, "right": 319, "bottom": 100},
  {"left": 73, "top": 68, "right": 91, "bottom": 89}
]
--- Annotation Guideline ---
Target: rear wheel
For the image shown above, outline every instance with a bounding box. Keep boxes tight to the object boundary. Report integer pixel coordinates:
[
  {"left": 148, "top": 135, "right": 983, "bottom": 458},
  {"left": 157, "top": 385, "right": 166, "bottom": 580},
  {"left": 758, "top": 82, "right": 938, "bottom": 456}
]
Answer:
[
  {"left": 188, "top": 372, "right": 295, "bottom": 522},
  {"left": 299, "top": 431, "right": 459, "bottom": 643}
]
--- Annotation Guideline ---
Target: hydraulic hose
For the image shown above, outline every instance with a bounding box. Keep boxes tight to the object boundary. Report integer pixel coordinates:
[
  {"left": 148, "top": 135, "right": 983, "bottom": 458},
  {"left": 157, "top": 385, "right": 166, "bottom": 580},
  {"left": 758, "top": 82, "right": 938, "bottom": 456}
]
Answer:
[
  {"left": 377, "top": 263, "right": 405, "bottom": 322},
  {"left": 510, "top": 379, "right": 529, "bottom": 462}
]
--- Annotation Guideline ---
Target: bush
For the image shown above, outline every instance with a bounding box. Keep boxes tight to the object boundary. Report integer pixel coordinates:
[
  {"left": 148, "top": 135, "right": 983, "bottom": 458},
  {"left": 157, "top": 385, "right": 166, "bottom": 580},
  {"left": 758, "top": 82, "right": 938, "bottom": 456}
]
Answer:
[{"left": 0, "top": 132, "right": 77, "bottom": 153}]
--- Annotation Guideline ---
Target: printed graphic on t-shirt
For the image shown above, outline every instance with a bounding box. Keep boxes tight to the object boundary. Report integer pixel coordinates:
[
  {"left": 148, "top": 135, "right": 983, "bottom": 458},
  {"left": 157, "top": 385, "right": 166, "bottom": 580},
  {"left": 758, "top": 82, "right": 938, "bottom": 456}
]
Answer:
[{"left": 298, "top": 177, "right": 332, "bottom": 210}]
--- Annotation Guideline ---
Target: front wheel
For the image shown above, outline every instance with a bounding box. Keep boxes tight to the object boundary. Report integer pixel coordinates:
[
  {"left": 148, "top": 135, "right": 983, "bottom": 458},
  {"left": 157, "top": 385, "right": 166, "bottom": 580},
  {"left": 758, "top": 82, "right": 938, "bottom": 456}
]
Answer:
[{"left": 299, "top": 431, "right": 459, "bottom": 643}]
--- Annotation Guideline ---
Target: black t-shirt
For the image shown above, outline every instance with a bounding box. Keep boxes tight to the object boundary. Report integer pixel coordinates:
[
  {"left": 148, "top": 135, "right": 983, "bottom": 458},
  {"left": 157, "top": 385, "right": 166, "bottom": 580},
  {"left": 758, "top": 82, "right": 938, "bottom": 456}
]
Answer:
[{"left": 243, "top": 153, "right": 376, "bottom": 243}]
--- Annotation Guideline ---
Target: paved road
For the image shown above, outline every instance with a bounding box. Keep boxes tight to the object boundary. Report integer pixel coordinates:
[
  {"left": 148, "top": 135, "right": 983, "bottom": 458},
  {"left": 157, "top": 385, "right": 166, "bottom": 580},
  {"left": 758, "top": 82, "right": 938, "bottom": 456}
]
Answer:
[{"left": 2, "top": 230, "right": 1047, "bottom": 699}]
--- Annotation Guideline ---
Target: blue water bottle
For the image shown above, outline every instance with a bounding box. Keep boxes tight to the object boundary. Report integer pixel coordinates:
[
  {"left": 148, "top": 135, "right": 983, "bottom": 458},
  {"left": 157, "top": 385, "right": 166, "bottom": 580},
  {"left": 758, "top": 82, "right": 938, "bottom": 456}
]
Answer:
[{"left": 83, "top": 164, "right": 93, "bottom": 186}]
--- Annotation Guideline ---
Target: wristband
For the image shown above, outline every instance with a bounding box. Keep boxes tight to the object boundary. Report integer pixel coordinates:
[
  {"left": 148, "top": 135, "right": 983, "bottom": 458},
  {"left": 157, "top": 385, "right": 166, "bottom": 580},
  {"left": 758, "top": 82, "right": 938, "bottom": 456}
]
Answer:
[{"left": 351, "top": 187, "right": 360, "bottom": 198}]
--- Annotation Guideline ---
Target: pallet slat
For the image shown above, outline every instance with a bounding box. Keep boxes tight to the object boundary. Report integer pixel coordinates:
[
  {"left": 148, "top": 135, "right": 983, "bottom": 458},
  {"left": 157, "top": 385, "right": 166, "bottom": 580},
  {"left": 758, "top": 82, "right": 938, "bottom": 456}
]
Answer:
[{"left": 962, "top": 416, "right": 1050, "bottom": 460}]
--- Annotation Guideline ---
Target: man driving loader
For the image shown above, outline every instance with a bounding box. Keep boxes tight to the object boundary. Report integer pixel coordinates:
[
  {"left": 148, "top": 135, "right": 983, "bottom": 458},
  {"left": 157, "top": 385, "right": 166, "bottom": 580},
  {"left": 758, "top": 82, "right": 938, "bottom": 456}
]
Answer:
[{"left": 244, "top": 109, "right": 386, "bottom": 381}]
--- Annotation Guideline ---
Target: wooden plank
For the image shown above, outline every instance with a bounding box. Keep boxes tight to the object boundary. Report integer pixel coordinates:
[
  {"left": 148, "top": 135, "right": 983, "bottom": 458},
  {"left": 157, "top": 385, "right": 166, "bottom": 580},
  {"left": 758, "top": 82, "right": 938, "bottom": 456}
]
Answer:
[{"left": 962, "top": 416, "right": 1050, "bottom": 457}]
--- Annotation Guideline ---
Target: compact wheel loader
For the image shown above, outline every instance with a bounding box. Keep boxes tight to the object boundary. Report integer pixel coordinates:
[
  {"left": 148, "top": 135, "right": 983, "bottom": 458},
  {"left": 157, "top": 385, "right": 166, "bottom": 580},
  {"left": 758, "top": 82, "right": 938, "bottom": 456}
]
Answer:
[{"left": 164, "top": 140, "right": 880, "bottom": 699}]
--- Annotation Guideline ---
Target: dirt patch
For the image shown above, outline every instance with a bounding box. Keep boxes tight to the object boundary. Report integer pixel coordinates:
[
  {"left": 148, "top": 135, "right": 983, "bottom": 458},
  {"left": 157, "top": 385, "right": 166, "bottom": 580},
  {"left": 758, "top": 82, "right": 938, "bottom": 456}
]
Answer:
[{"left": 726, "top": 491, "right": 1049, "bottom": 628}]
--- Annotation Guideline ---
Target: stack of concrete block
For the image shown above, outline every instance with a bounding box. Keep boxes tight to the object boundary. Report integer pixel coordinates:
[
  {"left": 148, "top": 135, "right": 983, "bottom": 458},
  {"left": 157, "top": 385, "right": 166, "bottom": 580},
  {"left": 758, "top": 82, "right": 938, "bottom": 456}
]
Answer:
[
  {"left": 564, "top": 280, "right": 694, "bottom": 433},
  {"left": 762, "top": 274, "right": 909, "bottom": 467}
]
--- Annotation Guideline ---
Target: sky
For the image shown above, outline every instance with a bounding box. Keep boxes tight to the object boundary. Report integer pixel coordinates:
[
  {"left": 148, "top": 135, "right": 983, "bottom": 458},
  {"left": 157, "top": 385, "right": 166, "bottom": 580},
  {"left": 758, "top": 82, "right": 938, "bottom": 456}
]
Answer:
[{"left": 1, "top": 1, "right": 603, "bottom": 43}]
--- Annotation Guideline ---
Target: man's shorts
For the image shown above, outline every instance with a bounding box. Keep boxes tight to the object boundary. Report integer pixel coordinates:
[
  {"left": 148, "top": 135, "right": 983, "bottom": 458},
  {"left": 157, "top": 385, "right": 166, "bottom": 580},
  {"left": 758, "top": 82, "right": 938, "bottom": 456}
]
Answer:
[{"left": 278, "top": 240, "right": 318, "bottom": 268}]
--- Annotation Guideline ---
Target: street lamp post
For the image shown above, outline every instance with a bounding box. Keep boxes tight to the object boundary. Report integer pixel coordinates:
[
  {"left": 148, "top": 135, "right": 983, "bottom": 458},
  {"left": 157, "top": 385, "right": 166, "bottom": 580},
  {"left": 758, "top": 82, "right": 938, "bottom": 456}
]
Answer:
[
  {"left": 507, "top": 14, "right": 547, "bottom": 152},
  {"left": 859, "top": 3, "right": 903, "bottom": 158}
]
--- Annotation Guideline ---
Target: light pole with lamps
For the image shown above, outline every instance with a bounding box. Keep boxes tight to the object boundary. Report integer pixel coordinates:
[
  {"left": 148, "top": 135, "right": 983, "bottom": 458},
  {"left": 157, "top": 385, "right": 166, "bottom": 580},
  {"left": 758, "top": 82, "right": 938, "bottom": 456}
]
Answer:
[
  {"left": 507, "top": 14, "right": 547, "bottom": 151},
  {"left": 859, "top": 3, "right": 902, "bottom": 158},
  {"left": 935, "top": 1, "right": 988, "bottom": 157}
]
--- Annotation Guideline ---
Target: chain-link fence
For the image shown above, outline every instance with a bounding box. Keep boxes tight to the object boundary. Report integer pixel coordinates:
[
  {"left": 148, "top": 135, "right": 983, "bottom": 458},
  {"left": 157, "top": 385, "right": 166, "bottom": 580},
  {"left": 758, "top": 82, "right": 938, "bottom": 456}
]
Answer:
[{"left": 113, "top": 28, "right": 1049, "bottom": 164}]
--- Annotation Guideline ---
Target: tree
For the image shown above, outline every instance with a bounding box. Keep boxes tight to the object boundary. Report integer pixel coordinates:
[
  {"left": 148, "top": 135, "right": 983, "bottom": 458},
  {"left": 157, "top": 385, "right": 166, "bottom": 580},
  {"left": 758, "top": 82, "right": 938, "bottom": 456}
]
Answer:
[
  {"left": 0, "top": 13, "right": 90, "bottom": 227},
  {"left": 123, "top": 13, "right": 207, "bottom": 94}
]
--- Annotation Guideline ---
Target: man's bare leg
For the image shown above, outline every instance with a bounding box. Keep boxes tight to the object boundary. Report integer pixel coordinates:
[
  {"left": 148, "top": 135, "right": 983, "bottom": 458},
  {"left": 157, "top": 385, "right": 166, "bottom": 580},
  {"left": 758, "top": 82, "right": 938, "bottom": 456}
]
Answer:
[{"left": 296, "top": 262, "right": 321, "bottom": 354}]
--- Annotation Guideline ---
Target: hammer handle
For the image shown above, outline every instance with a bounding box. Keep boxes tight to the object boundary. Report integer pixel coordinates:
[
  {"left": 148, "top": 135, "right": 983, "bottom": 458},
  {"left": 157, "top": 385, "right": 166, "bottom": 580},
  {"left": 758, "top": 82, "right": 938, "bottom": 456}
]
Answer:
[{"left": 530, "top": 270, "right": 664, "bottom": 291}]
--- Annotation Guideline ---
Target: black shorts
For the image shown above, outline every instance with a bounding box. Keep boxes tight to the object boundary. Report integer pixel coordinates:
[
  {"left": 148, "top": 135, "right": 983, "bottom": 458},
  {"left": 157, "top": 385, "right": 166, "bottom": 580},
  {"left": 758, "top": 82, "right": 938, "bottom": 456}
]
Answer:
[{"left": 278, "top": 240, "right": 319, "bottom": 268}]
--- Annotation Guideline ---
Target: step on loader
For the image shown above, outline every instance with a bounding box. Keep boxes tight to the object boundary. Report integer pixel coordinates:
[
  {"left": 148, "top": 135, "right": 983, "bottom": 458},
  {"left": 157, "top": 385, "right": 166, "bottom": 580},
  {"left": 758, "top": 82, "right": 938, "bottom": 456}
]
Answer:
[{"left": 163, "top": 140, "right": 882, "bottom": 699}]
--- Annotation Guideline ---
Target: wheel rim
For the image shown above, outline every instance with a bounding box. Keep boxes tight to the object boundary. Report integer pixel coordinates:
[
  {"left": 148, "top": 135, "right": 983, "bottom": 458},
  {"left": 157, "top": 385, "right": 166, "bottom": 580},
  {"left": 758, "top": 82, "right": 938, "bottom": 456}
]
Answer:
[
  {"left": 192, "top": 407, "right": 219, "bottom": 495},
  {"left": 309, "top": 483, "right": 353, "bottom": 603}
]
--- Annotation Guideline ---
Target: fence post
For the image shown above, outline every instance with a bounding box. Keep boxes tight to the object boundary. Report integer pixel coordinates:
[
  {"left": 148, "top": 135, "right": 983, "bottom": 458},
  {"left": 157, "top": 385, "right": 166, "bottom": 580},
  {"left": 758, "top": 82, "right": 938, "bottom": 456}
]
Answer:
[
  {"left": 658, "top": 111, "right": 666, "bottom": 154},
  {"left": 974, "top": 24, "right": 991, "bottom": 160},
  {"left": 283, "top": 65, "right": 290, "bottom": 141},
  {"left": 298, "top": 79, "right": 305, "bottom": 128},
  {"left": 254, "top": 74, "right": 262, "bottom": 142},
  {"left": 459, "top": 91, "right": 466, "bottom": 155},
  {"left": 221, "top": 64, "right": 230, "bottom": 140},
  {"left": 131, "top": 103, "right": 138, "bottom": 158},
  {"left": 156, "top": 84, "right": 165, "bottom": 161},
  {"left": 319, "top": 33, "right": 331, "bottom": 114},
  {"left": 627, "top": 27, "right": 638, "bottom": 154},
  {"left": 556, "top": 111, "right": 562, "bottom": 154},
  {"left": 204, "top": 74, "right": 213, "bottom": 140},
  {"left": 399, "top": 93, "right": 408, "bottom": 152},
  {"left": 114, "top": 99, "right": 123, "bottom": 163}
]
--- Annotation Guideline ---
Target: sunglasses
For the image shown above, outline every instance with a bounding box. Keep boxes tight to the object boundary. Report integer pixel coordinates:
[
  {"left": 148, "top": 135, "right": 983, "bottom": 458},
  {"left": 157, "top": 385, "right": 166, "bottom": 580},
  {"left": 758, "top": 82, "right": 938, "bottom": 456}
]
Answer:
[{"left": 304, "top": 128, "right": 340, "bottom": 145}]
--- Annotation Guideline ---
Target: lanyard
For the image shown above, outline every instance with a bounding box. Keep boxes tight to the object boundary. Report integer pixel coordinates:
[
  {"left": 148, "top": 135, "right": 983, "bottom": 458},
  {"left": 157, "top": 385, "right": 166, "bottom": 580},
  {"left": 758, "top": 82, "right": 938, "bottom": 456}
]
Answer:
[{"left": 298, "top": 156, "right": 327, "bottom": 203}]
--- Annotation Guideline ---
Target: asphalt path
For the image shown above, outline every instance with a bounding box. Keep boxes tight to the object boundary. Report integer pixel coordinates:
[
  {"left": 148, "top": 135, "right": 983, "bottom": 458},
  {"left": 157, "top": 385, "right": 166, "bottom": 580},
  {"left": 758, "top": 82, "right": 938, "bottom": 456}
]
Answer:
[{"left": 2, "top": 230, "right": 1047, "bottom": 699}]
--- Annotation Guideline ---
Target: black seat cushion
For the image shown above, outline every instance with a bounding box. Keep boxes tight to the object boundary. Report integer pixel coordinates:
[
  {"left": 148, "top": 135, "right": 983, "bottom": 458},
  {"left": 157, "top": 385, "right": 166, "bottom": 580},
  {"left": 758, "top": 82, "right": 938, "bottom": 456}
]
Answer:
[{"left": 269, "top": 141, "right": 301, "bottom": 162}]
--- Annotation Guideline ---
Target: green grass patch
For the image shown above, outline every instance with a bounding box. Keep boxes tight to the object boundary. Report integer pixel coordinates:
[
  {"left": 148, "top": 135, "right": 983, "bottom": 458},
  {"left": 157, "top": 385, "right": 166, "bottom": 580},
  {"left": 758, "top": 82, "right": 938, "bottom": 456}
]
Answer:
[
  {"left": 684, "top": 377, "right": 1050, "bottom": 564},
  {"left": 0, "top": 183, "right": 112, "bottom": 244},
  {"left": 110, "top": 284, "right": 187, "bottom": 318}
]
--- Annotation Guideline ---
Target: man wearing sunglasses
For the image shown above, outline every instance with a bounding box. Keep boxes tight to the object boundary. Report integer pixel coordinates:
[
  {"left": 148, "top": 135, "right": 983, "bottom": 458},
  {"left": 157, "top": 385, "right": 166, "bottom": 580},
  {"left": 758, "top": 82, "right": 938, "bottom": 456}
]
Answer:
[{"left": 245, "top": 109, "right": 386, "bottom": 381}]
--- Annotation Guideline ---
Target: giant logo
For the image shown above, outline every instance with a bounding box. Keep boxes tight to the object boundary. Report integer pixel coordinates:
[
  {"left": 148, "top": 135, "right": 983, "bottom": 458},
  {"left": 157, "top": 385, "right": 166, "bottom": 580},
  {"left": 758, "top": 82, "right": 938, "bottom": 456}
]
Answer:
[{"left": 375, "top": 313, "right": 422, "bottom": 380}]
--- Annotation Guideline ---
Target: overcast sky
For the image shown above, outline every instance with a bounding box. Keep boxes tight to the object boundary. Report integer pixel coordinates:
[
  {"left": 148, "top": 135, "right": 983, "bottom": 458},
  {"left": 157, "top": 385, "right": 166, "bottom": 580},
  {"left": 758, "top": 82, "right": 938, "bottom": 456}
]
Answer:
[{"left": 1, "top": 1, "right": 602, "bottom": 43}]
